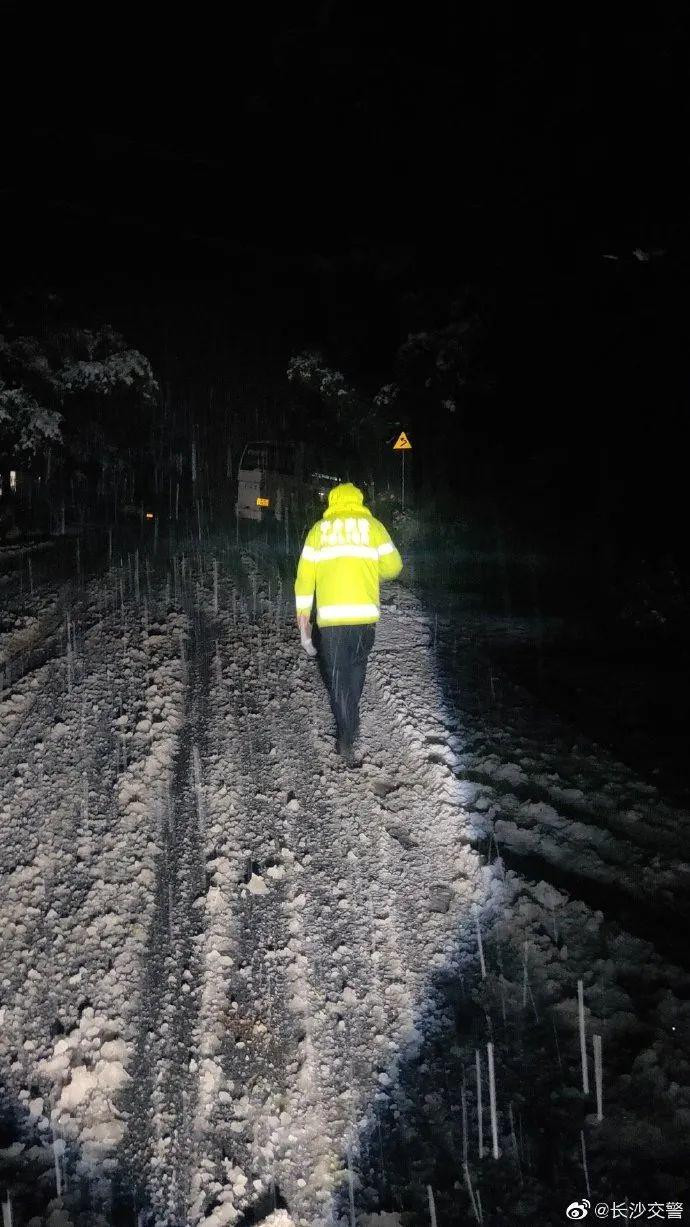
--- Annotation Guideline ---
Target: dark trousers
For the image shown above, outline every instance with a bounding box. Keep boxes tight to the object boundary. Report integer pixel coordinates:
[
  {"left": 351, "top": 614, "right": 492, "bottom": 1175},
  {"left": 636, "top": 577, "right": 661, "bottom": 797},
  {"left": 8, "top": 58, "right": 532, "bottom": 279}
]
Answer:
[{"left": 314, "top": 623, "right": 375, "bottom": 747}]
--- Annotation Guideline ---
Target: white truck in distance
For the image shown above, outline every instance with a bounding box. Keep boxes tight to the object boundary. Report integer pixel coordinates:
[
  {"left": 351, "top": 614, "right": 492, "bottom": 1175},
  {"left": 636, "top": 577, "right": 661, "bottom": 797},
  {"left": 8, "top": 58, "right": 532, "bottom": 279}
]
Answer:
[{"left": 235, "top": 441, "right": 342, "bottom": 523}]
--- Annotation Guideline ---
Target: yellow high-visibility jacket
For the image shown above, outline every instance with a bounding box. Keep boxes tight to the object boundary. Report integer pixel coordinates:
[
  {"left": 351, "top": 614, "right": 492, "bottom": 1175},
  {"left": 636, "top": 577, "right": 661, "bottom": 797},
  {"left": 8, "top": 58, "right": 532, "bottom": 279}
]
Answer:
[{"left": 294, "top": 483, "right": 403, "bottom": 627}]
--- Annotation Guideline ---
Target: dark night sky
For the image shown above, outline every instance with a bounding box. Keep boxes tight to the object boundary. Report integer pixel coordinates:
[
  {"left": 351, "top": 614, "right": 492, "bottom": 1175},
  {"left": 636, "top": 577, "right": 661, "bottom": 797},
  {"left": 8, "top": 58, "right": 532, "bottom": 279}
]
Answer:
[
  {"left": 5, "top": 5, "right": 684, "bottom": 264},
  {"left": 3, "top": 2, "right": 690, "bottom": 556}
]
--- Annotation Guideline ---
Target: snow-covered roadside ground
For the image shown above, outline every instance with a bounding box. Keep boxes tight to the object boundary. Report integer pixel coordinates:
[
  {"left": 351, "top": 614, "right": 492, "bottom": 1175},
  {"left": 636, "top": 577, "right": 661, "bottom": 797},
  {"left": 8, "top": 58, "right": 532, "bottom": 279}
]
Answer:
[
  {"left": 1, "top": 543, "right": 68, "bottom": 698},
  {"left": 1, "top": 540, "right": 689, "bottom": 1225},
  {"left": 1, "top": 559, "right": 188, "bottom": 1224}
]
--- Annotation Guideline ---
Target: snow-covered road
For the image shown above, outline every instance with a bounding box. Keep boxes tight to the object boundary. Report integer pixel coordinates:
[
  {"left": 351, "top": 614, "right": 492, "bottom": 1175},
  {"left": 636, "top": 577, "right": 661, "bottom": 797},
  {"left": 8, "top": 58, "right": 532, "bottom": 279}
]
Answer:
[{"left": 1, "top": 541, "right": 689, "bottom": 1225}]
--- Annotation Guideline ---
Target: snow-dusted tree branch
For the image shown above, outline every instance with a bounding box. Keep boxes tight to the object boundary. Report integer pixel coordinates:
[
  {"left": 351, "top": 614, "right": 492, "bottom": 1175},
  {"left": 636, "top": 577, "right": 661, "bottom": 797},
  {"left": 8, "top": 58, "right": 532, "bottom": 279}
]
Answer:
[
  {"left": 287, "top": 351, "right": 352, "bottom": 404},
  {"left": 0, "top": 321, "right": 158, "bottom": 465},
  {"left": 0, "top": 382, "right": 62, "bottom": 455},
  {"left": 54, "top": 329, "right": 158, "bottom": 402},
  {"left": 373, "top": 382, "right": 399, "bottom": 408}
]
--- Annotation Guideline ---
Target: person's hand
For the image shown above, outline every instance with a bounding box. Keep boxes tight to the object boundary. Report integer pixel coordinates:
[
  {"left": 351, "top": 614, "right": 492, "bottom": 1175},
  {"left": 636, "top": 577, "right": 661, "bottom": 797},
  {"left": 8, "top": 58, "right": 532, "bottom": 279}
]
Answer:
[{"left": 297, "top": 614, "right": 317, "bottom": 657}]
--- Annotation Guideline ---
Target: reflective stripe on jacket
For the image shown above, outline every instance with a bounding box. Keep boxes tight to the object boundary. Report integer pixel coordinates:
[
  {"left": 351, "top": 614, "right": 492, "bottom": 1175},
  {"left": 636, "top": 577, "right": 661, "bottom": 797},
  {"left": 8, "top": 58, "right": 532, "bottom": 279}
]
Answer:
[{"left": 294, "top": 483, "right": 403, "bottom": 627}]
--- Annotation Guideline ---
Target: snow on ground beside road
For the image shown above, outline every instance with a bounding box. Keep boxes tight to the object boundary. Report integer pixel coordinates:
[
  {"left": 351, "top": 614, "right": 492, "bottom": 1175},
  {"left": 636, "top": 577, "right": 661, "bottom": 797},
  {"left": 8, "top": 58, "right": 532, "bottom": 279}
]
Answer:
[
  {"left": 1, "top": 542, "right": 689, "bottom": 1224},
  {"left": 1, "top": 566, "right": 187, "bottom": 1219}
]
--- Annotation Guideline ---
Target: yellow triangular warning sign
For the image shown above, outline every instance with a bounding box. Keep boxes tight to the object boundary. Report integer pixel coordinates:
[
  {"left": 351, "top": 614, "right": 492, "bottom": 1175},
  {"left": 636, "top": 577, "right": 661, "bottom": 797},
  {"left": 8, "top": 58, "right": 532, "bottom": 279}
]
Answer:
[{"left": 393, "top": 431, "right": 412, "bottom": 450}]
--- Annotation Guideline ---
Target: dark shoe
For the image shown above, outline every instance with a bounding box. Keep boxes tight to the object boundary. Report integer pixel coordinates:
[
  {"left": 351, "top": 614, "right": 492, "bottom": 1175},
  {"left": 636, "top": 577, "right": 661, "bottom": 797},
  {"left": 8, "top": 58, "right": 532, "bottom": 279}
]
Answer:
[
  {"left": 337, "top": 738, "right": 355, "bottom": 765},
  {"left": 337, "top": 738, "right": 362, "bottom": 768}
]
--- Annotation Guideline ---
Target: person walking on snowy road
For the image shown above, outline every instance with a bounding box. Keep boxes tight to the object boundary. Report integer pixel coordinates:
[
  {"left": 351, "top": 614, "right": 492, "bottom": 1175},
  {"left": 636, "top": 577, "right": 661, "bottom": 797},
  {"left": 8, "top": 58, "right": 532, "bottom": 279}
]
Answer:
[{"left": 294, "top": 482, "right": 403, "bottom": 764}]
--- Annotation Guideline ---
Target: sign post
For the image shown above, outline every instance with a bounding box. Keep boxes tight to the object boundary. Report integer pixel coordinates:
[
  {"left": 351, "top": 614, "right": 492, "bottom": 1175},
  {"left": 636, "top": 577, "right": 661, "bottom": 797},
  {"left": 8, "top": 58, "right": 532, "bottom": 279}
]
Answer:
[{"left": 393, "top": 431, "right": 412, "bottom": 509}]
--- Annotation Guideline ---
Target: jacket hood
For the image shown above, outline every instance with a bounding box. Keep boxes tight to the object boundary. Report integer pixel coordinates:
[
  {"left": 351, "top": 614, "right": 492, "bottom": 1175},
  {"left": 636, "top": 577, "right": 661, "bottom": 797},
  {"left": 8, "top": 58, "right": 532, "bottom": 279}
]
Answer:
[{"left": 323, "top": 483, "right": 371, "bottom": 518}]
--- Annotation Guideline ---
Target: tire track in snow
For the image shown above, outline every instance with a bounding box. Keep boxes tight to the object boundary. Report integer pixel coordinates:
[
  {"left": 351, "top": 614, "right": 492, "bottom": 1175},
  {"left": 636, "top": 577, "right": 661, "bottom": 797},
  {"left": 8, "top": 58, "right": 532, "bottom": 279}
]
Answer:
[
  {"left": 184, "top": 579, "right": 302, "bottom": 1225},
  {"left": 121, "top": 607, "right": 208, "bottom": 1223},
  {"left": 375, "top": 595, "right": 690, "bottom": 967}
]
